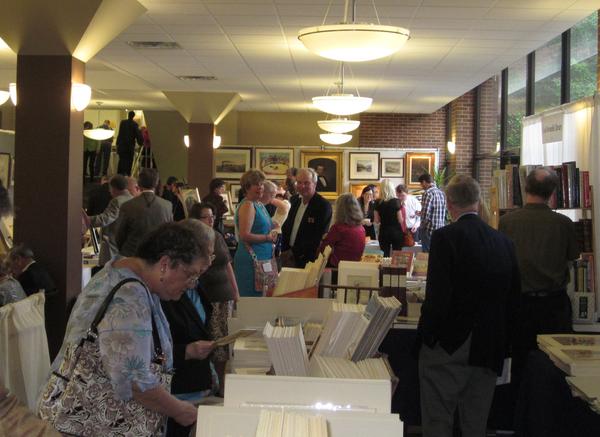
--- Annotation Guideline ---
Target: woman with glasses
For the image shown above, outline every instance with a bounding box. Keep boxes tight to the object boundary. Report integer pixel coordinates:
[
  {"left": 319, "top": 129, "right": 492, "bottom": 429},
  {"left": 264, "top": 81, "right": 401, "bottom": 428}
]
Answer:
[
  {"left": 187, "top": 202, "right": 239, "bottom": 397},
  {"left": 234, "top": 170, "right": 277, "bottom": 296},
  {"left": 40, "top": 221, "right": 214, "bottom": 436}
]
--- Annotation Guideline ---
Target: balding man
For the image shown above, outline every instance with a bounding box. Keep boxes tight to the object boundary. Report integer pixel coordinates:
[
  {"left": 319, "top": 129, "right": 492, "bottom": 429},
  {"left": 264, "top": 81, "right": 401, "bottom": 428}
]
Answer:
[
  {"left": 281, "top": 168, "right": 332, "bottom": 268},
  {"left": 499, "top": 167, "right": 579, "bottom": 358},
  {"left": 417, "top": 175, "right": 520, "bottom": 437}
]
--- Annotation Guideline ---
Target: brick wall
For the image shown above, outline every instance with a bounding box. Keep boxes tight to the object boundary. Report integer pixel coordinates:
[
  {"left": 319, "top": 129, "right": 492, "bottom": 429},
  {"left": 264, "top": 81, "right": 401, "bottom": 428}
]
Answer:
[
  {"left": 359, "top": 109, "right": 447, "bottom": 167},
  {"left": 449, "top": 90, "right": 475, "bottom": 177},
  {"left": 478, "top": 77, "right": 501, "bottom": 197}
]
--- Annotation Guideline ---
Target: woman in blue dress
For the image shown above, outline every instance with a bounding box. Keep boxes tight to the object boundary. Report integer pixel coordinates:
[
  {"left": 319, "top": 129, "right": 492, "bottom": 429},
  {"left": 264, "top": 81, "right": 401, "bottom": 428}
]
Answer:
[{"left": 234, "top": 170, "right": 277, "bottom": 296}]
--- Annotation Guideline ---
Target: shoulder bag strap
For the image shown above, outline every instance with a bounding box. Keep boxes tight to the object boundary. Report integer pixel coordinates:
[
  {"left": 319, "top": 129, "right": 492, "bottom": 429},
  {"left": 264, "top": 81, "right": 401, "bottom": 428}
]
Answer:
[{"left": 88, "top": 277, "right": 164, "bottom": 357}]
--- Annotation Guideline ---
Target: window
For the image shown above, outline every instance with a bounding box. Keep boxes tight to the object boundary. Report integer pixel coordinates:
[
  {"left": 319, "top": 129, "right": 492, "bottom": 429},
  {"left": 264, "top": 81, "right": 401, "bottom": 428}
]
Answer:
[
  {"left": 507, "top": 59, "right": 526, "bottom": 150},
  {"left": 534, "top": 36, "right": 562, "bottom": 113},
  {"left": 570, "top": 12, "right": 598, "bottom": 101}
]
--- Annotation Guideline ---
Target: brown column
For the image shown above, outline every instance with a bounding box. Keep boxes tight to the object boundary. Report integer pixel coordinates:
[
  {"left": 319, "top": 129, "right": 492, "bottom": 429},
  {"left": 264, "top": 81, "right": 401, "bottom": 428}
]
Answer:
[
  {"left": 187, "top": 122, "right": 214, "bottom": 197},
  {"left": 13, "top": 55, "right": 84, "bottom": 358}
]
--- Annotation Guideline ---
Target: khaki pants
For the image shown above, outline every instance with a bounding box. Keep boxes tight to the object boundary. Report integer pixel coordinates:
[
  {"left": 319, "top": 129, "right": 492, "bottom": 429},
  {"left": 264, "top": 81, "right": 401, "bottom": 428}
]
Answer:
[{"left": 419, "top": 336, "right": 496, "bottom": 437}]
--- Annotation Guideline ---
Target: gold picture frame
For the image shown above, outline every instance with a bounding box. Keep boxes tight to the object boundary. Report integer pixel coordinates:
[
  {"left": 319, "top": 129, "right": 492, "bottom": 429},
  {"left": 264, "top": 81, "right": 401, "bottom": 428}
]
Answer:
[
  {"left": 300, "top": 150, "right": 343, "bottom": 200},
  {"left": 405, "top": 152, "right": 435, "bottom": 188},
  {"left": 350, "top": 182, "right": 381, "bottom": 200}
]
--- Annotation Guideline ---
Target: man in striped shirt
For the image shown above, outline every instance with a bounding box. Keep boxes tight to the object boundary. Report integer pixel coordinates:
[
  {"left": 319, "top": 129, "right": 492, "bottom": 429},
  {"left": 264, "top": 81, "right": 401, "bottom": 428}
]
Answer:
[{"left": 418, "top": 173, "right": 447, "bottom": 252}]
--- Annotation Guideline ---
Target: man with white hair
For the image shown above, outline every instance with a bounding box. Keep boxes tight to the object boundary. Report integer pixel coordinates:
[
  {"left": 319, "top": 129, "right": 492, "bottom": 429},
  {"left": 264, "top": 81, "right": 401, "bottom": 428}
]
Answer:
[
  {"left": 281, "top": 168, "right": 332, "bottom": 268},
  {"left": 417, "top": 175, "right": 520, "bottom": 437}
]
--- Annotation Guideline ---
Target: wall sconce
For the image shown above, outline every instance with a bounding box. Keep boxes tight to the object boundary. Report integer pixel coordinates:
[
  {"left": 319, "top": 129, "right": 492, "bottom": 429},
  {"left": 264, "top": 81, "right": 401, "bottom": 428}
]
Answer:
[
  {"left": 183, "top": 135, "right": 189, "bottom": 148},
  {"left": 496, "top": 141, "right": 501, "bottom": 153},
  {"left": 8, "top": 82, "right": 92, "bottom": 111},
  {"left": 447, "top": 140, "right": 456, "bottom": 155},
  {"left": 8, "top": 83, "right": 16, "bottom": 105},
  {"left": 213, "top": 135, "right": 222, "bottom": 149},
  {"left": 0, "top": 90, "right": 9, "bottom": 105}
]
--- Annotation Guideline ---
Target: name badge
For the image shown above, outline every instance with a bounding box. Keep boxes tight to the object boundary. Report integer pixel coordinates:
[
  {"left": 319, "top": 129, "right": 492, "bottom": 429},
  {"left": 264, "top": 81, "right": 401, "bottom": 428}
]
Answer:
[
  {"left": 307, "top": 217, "right": 315, "bottom": 224},
  {"left": 262, "top": 262, "right": 273, "bottom": 273}
]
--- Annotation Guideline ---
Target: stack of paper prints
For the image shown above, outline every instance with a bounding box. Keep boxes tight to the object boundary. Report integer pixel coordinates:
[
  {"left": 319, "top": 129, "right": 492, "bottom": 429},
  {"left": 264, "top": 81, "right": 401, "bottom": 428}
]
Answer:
[
  {"left": 255, "top": 410, "right": 328, "bottom": 437},
  {"left": 263, "top": 322, "right": 310, "bottom": 376},
  {"left": 231, "top": 336, "right": 271, "bottom": 373},
  {"left": 412, "top": 253, "right": 429, "bottom": 278},
  {"left": 538, "top": 334, "right": 600, "bottom": 376},
  {"left": 566, "top": 376, "right": 600, "bottom": 413},
  {"left": 274, "top": 247, "right": 332, "bottom": 296},
  {"left": 309, "top": 356, "right": 392, "bottom": 380}
]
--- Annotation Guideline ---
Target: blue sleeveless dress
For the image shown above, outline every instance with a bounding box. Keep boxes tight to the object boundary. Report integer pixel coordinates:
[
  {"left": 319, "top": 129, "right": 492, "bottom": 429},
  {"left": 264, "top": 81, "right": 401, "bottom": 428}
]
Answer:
[{"left": 233, "top": 200, "right": 273, "bottom": 296}]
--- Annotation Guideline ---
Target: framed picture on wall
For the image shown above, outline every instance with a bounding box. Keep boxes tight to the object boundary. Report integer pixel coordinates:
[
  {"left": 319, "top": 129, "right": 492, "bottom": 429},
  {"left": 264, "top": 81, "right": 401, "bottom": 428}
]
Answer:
[
  {"left": 220, "top": 192, "right": 235, "bottom": 218},
  {"left": 178, "top": 188, "right": 201, "bottom": 218},
  {"left": 255, "top": 148, "right": 293, "bottom": 178},
  {"left": 300, "top": 150, "right": 343, "bottom": 200},
  {"left": 405, "top": 152, "right": 435, "bottom": 188},
  {"left": 214, "top": 148, "right": 252, "bottom": 179},
  {"left": 381, "top": 158, "right": 404, "bottom": 178},
  {"left": 350, "top": 182, "right": 381, "bottom": 200},
  {"left": 228, "top": 182, "right": 242, "bottom": 204},
  {"left": 348, "top": 152, "right": 379, "bottom": 180},
  {"left": 0, "top": 153, "right": 11, "bottom": 188}
]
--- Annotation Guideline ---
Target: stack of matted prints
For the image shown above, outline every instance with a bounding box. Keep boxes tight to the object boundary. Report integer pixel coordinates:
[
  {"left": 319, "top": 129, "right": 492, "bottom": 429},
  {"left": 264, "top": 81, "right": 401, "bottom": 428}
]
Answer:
[
  {"left": 566, "top": 375, "right": 600, "bottom": 413},
  {"left": 537, "top": 334, "right": 600, "bottom": 376},
  {"left": 255, "top": 410, "right": 328, "bottom": 437},
  {"left": 263, "top": 322, "right": 310, "bottom": 377},
  {"left": 309, "top": 356, "right": 393, "bottom": 380}
]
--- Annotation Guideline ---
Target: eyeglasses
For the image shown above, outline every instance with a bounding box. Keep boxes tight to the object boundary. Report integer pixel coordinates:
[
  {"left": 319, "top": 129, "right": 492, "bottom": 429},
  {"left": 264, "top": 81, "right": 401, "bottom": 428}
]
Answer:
[{"left": 199, "top": 215, "right": 214, "bottom": 220}]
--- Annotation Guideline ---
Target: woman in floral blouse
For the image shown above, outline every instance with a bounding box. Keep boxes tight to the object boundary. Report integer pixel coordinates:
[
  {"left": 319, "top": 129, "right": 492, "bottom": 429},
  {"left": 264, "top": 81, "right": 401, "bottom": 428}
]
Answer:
[{"left": 44, "top": 221, "right": 215, "bottom": 436}]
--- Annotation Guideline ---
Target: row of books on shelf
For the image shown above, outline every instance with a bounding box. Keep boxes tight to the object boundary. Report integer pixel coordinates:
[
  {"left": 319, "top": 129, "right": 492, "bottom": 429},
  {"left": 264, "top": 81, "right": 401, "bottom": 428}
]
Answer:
[
  {"left": 568, "top": 254, "right": 595, "bottom": 294},
  {"left": 494, "top": 162, "right": 592, "bottom": 210},
  {"left": 574, "top": 219, "right": 593, "bottom": 253}
]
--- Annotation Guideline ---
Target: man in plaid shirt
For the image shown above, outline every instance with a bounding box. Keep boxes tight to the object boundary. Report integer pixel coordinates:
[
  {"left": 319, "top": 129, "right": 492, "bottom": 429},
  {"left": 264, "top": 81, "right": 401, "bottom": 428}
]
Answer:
[{"left": 418, "top": 173, "right": 447, "bottom": 252}]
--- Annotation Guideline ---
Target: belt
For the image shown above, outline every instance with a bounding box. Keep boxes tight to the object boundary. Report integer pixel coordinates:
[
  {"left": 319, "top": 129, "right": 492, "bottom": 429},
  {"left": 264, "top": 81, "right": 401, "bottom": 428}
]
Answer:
[{"left": 523, "top": 288, "right": 566, "bottom": 298}]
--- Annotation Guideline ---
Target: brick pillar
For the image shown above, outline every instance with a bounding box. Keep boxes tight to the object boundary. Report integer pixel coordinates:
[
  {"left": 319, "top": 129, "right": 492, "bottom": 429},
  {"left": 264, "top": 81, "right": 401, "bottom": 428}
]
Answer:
[
  {"left": 187, "top": 122, "right": 214, "bottom": 196},
  {"left": 449, "top": 90, "right": 476, "bottom": 177}
]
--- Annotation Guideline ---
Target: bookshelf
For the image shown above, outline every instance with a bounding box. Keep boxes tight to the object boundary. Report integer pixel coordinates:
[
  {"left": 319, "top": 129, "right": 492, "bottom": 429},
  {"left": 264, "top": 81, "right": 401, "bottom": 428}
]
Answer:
[{"left": 492, "top": 163, "right": 598, "bottom": 324}]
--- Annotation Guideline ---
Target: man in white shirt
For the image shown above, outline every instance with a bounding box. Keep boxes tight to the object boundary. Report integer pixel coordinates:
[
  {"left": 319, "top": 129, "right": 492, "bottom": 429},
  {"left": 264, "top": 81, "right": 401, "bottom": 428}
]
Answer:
[{"left": 397, "top": 186, "right": 422, "bottom": 242}]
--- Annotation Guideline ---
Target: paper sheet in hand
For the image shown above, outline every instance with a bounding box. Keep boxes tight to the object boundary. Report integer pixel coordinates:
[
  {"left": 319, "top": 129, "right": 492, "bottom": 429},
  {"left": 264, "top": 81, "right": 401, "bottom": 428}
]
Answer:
[{"left": 215, "top": 329, "right": 257, "bottom": 347}]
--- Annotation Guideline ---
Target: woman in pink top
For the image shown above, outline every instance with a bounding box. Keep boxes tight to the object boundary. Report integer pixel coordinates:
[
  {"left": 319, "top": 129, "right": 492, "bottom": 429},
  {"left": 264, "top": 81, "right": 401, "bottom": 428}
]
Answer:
[{"left": 319, "top": 193, "right": 366, "bottom": 267}]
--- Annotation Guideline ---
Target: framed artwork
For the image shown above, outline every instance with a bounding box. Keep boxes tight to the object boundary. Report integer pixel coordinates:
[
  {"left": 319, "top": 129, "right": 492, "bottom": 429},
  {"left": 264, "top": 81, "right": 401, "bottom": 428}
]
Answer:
[
  {"left": 405, "top": 152, "right": 435, "bottom": 188},
  {"left": 381, "top": 157, "right": 404, "bottom": 178},
  {"left": 0, "top": 153, "right": 11, "bottom": 188},
  {"left": 179, "top": 188, "right": 201, "bottom": 218},
  {"left": 214, "top": 148, "right": 252, "bottom": 179},
  {"left": 350, "top": 182, "right": 380, "bottom": 200},
  {"left": 229, "top": 182, "right": 242, "bottom": 204},
  {"left": 348, "top": 152, "right": 379, "bottom": 180},
  {"left": 300, "top": 150, "right": 343, "bottom": 200},
  {"left": 255, "top": 148, "right": 293, "bottom": 178},
  {"left": 221, "top": 192, "right": 235, "bottom": 218}
]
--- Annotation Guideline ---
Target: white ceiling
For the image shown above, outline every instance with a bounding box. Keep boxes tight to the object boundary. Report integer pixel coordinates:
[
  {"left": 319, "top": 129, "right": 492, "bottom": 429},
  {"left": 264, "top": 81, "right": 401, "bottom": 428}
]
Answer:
[{"left": 1, "top": 0, "right": 599, "bottom": 113}]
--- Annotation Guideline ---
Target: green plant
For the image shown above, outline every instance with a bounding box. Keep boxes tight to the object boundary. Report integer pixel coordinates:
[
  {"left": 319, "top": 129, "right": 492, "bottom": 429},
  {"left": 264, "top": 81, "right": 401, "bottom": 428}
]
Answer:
[{"left": 431, "top": 166, "right": 453, "bottom": 188}]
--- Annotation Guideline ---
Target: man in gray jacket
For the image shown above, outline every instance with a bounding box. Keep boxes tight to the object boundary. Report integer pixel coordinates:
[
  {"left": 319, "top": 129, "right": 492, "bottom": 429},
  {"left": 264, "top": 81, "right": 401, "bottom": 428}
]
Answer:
[
  {"left": 116, "top": 168, "right": 173, "bottom": 257},
  {"left": 86, "top": 174, "right": 132, "bottom": 266}
]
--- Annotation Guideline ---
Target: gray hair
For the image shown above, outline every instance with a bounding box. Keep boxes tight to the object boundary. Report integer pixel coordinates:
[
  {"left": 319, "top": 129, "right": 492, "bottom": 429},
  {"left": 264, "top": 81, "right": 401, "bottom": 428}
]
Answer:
[
  {"left": 8, "top": 243, "right": 35, "bottom": 261},
  {"left": 380, "top": 179, "right": 396, "bottom": 201},
  {"left": 263, "top": 180, "right": 278, "bottom": 195},
  {"left": 334, "top": 193, "right": 364, "bottom": 226},
  {"left": 445, "top": 175, "right": 480, "bottom": 208},
  {"left": 177, "top": 219, "right": 216, "bottom": 259},
  {"left": 297, "top": 167, "right": 318, "bottom": 184}
]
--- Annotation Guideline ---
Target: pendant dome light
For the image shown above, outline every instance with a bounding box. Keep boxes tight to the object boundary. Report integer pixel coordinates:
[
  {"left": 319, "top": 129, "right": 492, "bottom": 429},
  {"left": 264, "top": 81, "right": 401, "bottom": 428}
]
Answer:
[
  {"left": 318, "top": 117, "right": 360, "bottom": 134},
  {"left": 298, "top": 1, "right": 409, "bottom": 63},
  {"left": 312, "top": 62, "right": 372, "bottom": 116},
  {"left": 320, "top": 132, "right": 353, "bottom": 145}
]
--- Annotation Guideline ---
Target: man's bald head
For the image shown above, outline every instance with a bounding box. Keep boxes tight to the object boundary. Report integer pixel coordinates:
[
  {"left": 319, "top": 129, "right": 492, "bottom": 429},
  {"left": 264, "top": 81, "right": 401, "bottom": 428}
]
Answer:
[{"left": 525, "top": 167, "right": 559, "bottom": 200}]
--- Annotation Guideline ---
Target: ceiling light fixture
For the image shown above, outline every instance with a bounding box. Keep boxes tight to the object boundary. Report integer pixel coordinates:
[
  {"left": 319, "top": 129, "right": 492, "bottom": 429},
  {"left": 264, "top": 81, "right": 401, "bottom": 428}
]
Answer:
[
  {"left": 0, "top": 90, "right": 9, "bottom": 105},
  {"left": 71, "top": 83, "right": 92, "bottom": 111},
  {"left": 312, "top": 63, "right": 372, "bottom": 116},
  {"left": 9, "top": 83, "right": 16, "bottom": 105},
  {"left": 320, "top": 133, "right": 352, "bottom": 145},
  {"left": 298, "top": 1, "right": 410, "bottom": 62},
  {"left": 318, "top": 117, "right": 360, "bottom": 134},
  {"left": 84, "top": 128, "right": 114, "bottom": 141}
]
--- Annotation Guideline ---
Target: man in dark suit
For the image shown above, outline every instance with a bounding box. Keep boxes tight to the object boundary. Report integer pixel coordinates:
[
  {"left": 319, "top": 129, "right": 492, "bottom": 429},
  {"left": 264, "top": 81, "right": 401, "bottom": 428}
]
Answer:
[
  {"left": 8, "top": 244, "right": 56, "bottom": 296},
  {"left": 416, "top": 175, "right": 520, "bottom": 437},
  {"left": 116, "top": 168, "right": 173, "bottom": 257},
  {"left": 116, "top": 111, "right": 143, "bottom": 175},
  {"left": 281, "top": 168, "right": 332, "bottom": 268}
]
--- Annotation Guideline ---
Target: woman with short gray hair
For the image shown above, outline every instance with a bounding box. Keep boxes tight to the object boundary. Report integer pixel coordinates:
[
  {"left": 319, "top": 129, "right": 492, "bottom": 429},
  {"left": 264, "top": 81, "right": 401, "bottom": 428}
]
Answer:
[{"left": 318, "top": 193, "right": 366, "bottom": 267}]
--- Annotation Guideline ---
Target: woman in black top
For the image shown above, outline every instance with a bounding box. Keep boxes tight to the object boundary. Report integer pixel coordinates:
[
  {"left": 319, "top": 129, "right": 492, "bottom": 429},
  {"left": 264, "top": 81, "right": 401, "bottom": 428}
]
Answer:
[
  {"left": 203, "top": 178, "right": 228, "bottom": 234},
  {"left": 374, "top": 179, "right": 404, "bottom": 257},
  {"left": 357, "top": 185, "right": 376, "bottom": 240}
]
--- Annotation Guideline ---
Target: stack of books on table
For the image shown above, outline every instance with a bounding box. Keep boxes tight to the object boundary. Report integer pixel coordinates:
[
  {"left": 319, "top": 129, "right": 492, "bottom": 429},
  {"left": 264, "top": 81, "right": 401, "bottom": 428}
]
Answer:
[
  {"left": 312, "top": 295, "right": 401, "bottom": 362},
  {"left": 309, "top": 356, "right": 392, "bottom": 380},
  {"left": 273, "top": 246, "right": 331, "bottom": 296},
  {"left": 255, "top": 410, "right": 328, "bottom": 437},
  {"left": 566, "top": 375, "right": 600, "bottom": 413},
  {"left": 263, "top": 321, "right": 309, "bottom": 376},
  {"left": 412, "top": 252, "right": 429, "bottom": 279},
  {"left": 231, "top": 336, "right": 271, "bottom": 374},
  {"left": 538, "top": 334, "right": 600, "bottom": 376}
]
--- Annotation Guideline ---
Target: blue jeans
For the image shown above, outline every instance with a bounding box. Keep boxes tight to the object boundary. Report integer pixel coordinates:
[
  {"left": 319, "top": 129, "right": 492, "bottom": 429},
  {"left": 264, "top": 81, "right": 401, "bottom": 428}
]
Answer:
[{"left": 420, "top": 229, "right": 431, "bottom": 252}]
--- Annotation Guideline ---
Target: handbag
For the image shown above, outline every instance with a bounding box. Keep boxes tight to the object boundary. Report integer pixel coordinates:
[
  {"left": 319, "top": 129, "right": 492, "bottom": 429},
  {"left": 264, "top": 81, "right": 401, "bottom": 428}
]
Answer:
[
  {"left": 38, "top": 278, "right": 172, "bottom": 437},
  {"left": 245, "top": 241, "right": 278, "bottom": 296},
  {"left": 403, "top": 232, "right": 415, "bottom": 247}
]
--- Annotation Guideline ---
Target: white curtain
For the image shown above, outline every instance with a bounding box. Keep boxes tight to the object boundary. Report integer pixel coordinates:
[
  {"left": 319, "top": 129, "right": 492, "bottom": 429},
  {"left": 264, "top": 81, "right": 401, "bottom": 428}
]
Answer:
[{"left": 0, "top": 293, "right": 50, "bottom": 410}]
